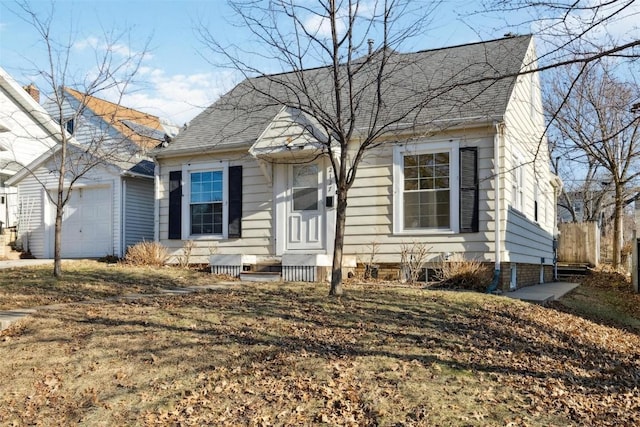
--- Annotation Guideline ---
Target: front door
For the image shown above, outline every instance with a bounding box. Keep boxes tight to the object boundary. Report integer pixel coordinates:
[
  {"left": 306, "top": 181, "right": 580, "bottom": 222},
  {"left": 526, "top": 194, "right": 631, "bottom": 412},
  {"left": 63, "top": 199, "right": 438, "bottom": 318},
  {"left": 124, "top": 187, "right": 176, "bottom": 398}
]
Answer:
[{"left": 286, "top": 161, "right": 325, "bottom": 251}]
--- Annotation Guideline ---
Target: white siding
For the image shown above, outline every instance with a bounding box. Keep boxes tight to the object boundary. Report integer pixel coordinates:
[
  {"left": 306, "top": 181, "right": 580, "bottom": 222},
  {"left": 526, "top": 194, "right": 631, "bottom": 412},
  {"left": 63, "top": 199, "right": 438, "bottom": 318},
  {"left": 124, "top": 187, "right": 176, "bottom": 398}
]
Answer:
[
  {"left": 0, "top": 84, "right": 55, "bottom": 169},
  {"left": 0, "top": 73, "right": 58, "bottom": 227},
  {"left": 158, "top": 129, "right": 500, "bottom": 265},
  {"left": 123, "top": 177, "right": 154, "bottom": 254},
  {"left": 158, "top": 152, "right": 273, "bottom": 263},
  {"left": 501, "top": 39, "right": 555, "bottom": 265},
  {"left": 343, "top": 131, "right": 497, "bottom": 265}
]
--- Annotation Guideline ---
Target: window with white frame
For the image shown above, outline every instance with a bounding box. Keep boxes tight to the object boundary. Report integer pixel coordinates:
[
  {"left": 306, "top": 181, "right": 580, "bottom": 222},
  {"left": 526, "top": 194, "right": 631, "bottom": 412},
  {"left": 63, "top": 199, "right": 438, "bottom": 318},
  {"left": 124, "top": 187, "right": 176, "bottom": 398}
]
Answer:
[
  {"left": 534, "top": 182, "right": 539, "bottom": 222},
  {"left": 182, "top": 162, "right": 229, "bottom": 238},
  {"left": 393, "top": 141, "right": 459, "bottom": 233},
  {"left": 511, "top": 151, "right": 525, "bottom": 212}
]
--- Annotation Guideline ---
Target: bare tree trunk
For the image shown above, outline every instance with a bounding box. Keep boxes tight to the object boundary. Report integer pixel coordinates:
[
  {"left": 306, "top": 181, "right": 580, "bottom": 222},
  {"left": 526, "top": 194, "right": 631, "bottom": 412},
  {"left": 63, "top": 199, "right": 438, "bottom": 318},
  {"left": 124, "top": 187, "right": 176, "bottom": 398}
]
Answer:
[
  {"left": 329, "top": 188, "right": 348, "bottom": 296},
  {"left": 53, "top": 150, "right": 66, "bottom": 278},
  {"left": 612, "top": 185, "right": 624, "bottom": 269},
  {"left": 53, "top": 202, "right": 63, "bottom": 277}
]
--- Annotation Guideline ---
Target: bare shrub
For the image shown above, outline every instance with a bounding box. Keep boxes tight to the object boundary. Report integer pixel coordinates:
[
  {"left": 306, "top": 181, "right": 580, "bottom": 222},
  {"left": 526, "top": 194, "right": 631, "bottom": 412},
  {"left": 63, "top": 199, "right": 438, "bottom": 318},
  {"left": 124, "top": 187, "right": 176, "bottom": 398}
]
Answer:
[
  {"left": 363, "top": 241, "right": 380, "bottom": 280},
  {"left": 176, "top": 240, "right": 195, "bottom": 268},
  {"left": 400, "top": 241, "right": 431, "bottom": 284},
  {"left": 434, "top": 253, "right": 491, "bottom": 291},
  {"left": 125, "top": 241, "right": 169, "bottom": 267}
]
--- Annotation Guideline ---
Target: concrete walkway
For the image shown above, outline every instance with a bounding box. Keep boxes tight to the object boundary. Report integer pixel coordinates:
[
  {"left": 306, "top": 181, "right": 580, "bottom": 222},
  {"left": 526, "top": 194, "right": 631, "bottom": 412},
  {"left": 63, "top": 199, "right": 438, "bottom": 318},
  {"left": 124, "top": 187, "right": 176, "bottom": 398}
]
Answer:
[
  {"left": 0, "top": 259, "right": 54, "bottom": 269},
  {"left": 505, "top": 281, "right": 580, "bottom": 305}
]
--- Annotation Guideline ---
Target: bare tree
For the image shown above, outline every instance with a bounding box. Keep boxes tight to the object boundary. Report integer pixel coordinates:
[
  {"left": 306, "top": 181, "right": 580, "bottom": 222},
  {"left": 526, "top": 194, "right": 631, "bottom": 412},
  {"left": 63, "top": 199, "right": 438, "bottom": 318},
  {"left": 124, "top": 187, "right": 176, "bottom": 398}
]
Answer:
[
  {"left": 547, "top": 60, "right": 640, "bottom": 268},
  {"left": 481, "top": 0, "right": 640, "bottom": 64},
  {"left": 197, "top": 0, "right": 536, "bottom": 295},
  {"left": 8, "top": 1, "right": 149, "bottom": 277}
]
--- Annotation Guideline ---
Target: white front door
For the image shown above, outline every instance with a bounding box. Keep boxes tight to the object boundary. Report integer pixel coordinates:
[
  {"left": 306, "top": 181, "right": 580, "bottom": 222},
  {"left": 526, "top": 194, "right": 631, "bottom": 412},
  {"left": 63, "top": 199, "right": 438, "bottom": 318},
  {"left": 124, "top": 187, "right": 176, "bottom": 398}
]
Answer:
[{"left": 286, "top": 161, "right": 325, "bottom": 251}]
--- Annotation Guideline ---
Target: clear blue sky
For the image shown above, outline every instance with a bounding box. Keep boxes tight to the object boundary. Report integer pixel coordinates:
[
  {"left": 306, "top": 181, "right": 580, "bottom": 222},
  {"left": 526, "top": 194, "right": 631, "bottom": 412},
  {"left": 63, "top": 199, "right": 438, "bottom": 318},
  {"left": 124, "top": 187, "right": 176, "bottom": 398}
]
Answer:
[{"left": 0, "top": 0, "right": 562, "bottom": 124}]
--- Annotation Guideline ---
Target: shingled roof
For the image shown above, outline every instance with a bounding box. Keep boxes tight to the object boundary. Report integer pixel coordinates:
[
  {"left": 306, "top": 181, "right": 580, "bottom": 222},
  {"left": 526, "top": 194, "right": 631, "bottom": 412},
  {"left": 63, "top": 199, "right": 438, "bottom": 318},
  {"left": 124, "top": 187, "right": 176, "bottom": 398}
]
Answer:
[
  {"left": 64, "top": 87, "right": 169, "bottom": 151},
  {"left": 156, "top": 35, "right": 532, "bottom": 157}
]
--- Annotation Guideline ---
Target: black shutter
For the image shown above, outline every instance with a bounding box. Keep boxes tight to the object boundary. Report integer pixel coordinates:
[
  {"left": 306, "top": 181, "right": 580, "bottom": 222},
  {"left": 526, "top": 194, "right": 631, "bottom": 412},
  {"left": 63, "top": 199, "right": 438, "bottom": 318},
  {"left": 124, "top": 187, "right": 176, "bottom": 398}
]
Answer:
[
  {"left": 459, "top": 147, "right": 479, "bottom": 233},
  {"left": 228, "top": 165, "right": 242, "bottom": 238},
  {"left": 168, "top": 171, "right": 182, "bottom": 239}
]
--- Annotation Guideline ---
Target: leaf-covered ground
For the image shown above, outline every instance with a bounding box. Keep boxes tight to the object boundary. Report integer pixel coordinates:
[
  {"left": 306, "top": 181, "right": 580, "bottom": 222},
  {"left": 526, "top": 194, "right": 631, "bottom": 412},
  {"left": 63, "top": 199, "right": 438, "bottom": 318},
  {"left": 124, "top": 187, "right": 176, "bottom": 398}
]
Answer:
[
  {"left": 1, "top": 277, "right": 638, "bottom": 426},
  {"left": 0, "top": 261, "right": 213, "bottom": 310}
]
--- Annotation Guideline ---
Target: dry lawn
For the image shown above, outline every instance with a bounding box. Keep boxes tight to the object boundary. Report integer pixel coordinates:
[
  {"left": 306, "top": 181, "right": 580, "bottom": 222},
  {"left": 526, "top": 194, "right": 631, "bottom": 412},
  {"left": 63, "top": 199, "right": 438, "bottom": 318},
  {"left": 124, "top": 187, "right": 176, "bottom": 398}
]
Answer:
[
  {"left": 0, "top": 260, "right": 214, "bottom": 310},
  {"left": 0, "top": 267, "right": 639, "bottom": 426}
]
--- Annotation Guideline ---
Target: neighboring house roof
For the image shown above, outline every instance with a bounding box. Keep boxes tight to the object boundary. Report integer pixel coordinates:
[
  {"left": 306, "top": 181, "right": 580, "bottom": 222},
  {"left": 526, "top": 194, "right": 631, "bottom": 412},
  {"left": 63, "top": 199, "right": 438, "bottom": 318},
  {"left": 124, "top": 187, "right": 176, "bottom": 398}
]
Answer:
[
  {"left": 64, "top": 87, "right": 175, "bottom": 151},
  {"left": 6, "top": 142, "right": 154, "bottom": 187},
  {"left": 156, "top": 35, "right": 532, "bottom": 158}
]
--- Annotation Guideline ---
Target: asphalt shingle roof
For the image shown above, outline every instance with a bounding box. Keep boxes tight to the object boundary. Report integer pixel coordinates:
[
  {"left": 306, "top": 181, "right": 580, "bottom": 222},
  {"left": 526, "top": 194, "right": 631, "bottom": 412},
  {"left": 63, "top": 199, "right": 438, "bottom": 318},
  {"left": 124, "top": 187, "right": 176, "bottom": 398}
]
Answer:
[
  {"left": 65, "top": 87, "right": 168, "bottom": 151},
  {"left": 157, "top": 35, "right": 532, "bottom": 157}
]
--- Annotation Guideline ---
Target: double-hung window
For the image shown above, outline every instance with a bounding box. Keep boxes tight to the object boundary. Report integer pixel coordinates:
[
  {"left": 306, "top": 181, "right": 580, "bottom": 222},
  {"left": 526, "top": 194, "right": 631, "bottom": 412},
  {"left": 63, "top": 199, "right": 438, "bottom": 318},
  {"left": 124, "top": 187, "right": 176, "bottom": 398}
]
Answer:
[
  {"left": 393, "top": 141, "right": 460, "bottom": 234},
  {"left": 181, "top": 162, "right": 229, "bottom": 239},
  {"left": 190, "top": 171, "right": 223, "bottom": 235}
]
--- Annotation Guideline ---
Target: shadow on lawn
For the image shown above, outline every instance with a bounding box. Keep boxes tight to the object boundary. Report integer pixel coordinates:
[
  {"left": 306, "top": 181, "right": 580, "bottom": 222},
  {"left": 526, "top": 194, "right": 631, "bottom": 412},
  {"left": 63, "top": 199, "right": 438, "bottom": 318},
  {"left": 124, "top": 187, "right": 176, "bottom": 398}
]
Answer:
[
  {"left": 0, "top": 264, "right": 200, "bottom": 309},
  {"left": 49, "top": 284, "right": 640, "bottom": 401}
]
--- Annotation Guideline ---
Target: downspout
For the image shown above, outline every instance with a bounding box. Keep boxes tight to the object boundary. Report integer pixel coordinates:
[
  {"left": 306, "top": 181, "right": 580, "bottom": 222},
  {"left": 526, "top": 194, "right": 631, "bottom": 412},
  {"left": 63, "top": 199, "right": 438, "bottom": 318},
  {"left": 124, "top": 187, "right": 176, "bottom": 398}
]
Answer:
[
  {"left": 153, "top": 161, "right": 160, "bottom": 242},
  {"left": 487, "top": 122, "right": 504, "bottom": 293},
  {"left": 121, "top": 179, "right": 126, "bottom": 257}
]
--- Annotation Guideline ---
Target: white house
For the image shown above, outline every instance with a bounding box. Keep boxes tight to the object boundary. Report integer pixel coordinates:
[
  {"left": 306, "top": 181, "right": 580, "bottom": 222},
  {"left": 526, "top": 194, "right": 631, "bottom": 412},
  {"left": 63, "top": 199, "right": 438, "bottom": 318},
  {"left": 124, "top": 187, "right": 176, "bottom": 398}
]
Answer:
[
  {"left": 153, "top": 35, "right": 560, "bottom": 290},
  {"left": 0, "top": 68, "right": 57, "bottom": 230}
]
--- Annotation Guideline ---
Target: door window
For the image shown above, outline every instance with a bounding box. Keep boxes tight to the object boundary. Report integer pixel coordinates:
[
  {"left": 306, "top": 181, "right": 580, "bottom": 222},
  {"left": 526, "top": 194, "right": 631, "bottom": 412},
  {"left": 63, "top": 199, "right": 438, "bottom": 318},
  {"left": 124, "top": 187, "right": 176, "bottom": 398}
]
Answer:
[{"left": 292, "top": 164, "right": 318, "bottom": 211}]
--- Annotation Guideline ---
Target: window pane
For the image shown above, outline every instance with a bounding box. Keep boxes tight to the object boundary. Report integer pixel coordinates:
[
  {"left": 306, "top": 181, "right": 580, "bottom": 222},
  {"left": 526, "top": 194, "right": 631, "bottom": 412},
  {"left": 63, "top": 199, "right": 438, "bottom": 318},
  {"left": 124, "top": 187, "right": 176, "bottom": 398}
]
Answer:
[
  {"left": 293, "top": 187, "right": 318, "bottom": 211},
  {"left": 404, "top": 166, "right": 419, "bottom": 179},
  {"left": 191, "top": 171, "right": 223, "bottom": 204},
  {"left": 293, "top": 165, "right": 317, "bottom": 187},
  {"left": 404, "top": 179, "right": 418, "bottom": 191},
  {"left": 292, "top": 164, "right": 318, "bottom": 211},
  {"left": 404, "top": 155, "right": 418, "bottom": 167},
  {"left": 420, "top": 178, "right": 433, "bottom": 190},
  {"left": 191, "top": 202, "right": 223, "bottom": 235}
]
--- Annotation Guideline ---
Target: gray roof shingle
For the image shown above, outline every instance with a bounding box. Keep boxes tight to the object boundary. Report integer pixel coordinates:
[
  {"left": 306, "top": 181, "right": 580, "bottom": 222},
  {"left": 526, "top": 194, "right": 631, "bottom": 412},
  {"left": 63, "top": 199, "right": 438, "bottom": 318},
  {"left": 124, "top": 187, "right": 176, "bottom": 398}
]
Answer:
[{"left": 157, "top": 35, "right": 532, "bottom": 157}]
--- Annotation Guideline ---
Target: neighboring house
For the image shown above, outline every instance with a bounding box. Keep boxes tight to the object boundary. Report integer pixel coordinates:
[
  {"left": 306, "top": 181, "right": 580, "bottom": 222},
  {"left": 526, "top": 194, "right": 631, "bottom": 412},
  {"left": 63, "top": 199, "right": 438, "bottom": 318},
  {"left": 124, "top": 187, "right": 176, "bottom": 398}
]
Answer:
[
  {"left": 153, "top": 35, "right": 560, "bottom": 290},
  {"left": 47, "top": 87, "right": 179, "bottom": 155},
  {"left": 0, "top": 67, "right": 57, "bottom": 230},
  {"left": 7, "top": 88, "right": 175, "bottom": 258}
]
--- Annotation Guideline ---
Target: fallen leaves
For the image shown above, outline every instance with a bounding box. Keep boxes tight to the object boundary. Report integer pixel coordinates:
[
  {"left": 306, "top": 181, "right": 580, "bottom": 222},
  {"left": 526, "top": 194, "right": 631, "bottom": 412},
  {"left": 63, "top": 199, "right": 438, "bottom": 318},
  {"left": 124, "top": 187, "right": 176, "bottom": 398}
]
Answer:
[{"left": 0, "top": 281, "right": 638, "bottom": 426}]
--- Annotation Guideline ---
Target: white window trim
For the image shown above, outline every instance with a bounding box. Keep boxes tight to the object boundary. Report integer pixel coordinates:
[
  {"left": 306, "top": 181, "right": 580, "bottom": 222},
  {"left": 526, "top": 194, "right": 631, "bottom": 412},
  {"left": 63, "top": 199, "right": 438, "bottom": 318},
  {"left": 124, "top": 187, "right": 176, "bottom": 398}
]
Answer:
[
  {"left": 511, "top": 150, "right": 525, "bottom": 213},
  {"left": 392, "top": 140, "right": 460, "bottom": 235},
  {"left": 182, "top": 161, "right": 229, "bottom": 240}
]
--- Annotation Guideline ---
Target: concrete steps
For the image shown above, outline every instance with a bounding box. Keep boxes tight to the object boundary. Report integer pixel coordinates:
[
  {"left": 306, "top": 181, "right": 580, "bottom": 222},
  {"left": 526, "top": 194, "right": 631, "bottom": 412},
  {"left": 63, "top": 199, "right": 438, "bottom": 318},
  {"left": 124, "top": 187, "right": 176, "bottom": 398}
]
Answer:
[{"left": 557, "top": 263, "right": 590, "bottom": 280}]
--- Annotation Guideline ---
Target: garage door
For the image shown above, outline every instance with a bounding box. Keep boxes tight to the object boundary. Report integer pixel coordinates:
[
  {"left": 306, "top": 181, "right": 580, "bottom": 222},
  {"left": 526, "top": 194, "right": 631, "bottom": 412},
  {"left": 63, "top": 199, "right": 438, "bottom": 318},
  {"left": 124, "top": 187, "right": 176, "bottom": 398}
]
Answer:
[{"left": 50, "top": 185, "right": 113, "bottom": 258}]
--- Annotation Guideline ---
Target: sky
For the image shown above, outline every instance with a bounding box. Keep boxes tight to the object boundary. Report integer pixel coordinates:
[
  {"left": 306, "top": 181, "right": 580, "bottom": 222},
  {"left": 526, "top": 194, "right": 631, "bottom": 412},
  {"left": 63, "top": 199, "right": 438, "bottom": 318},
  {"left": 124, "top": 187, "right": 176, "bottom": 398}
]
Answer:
[{"left": 0, "top": 0, "right": 637, "bottom": 126}]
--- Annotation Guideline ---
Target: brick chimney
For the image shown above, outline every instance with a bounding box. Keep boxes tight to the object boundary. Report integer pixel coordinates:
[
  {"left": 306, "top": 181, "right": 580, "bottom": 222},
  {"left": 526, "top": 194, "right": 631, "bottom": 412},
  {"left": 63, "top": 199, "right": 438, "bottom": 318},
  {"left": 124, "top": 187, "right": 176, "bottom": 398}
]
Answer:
[{"left": 23, "top": 83, "right": 40, "bottom": 104}]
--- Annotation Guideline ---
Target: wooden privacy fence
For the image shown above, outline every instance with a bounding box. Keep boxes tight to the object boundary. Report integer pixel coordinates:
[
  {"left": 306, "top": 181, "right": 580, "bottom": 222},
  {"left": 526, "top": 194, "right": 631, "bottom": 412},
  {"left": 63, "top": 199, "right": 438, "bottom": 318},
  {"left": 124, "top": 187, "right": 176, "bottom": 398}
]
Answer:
[{"left": 557, "top": 222, "right": 600, "bottom": 267}]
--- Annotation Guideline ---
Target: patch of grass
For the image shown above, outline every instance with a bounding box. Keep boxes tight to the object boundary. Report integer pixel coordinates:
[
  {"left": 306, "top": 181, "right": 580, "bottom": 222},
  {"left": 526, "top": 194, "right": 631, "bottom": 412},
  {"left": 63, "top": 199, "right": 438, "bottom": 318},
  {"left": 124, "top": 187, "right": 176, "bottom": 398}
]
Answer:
[
  {"left": 552, "top": 269, "right": 640, "bottom": 333},
  {"left": 0, "top": 279, "right": 638, "bottom": 426},
  {"left": 0, "top": 260, "right": 217, "bottom": 310}
]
